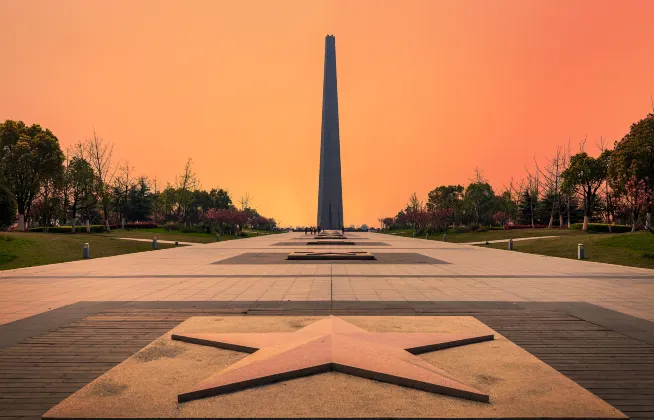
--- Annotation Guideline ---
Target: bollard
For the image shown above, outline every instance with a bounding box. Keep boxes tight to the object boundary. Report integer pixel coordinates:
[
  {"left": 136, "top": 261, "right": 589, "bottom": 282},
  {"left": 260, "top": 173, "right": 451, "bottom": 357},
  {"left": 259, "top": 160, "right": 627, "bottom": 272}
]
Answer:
[
  {"left": 578, "top": 243, "right": 584, "bottom": 259},
  {"left": 216, "top": 235, "right": 220, "bottom": 242},
  {"left": 83, "top": 243, "right": 90, "bottom": 259},
  {"left": 508, "top": 238, "right": 514, "bottom": 250},
  {"left": 152, "top": 237, "right": 157, "bottom": 249},
  {"left": 175, "top": 241, "right": 179, "bottom": 246},
  {"left": 425, "top": 233, "right": 428, "bottom": 240},
  {"left": 412, "top": 232, "right": 415, "bottom": 238},
  {"left": 443, "top": 233, "right": 447, "bottom": 242}
]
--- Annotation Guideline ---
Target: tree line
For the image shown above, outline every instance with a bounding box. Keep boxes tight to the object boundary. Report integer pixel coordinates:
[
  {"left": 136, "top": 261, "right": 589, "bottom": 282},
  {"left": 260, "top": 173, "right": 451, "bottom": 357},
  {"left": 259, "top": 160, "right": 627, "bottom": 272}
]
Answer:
[
  {"left": 380, "top": 113, "right": 654, "bottom": 234},
  {"left": 0, "top": 120, "right": 277, "bottom": 233}
]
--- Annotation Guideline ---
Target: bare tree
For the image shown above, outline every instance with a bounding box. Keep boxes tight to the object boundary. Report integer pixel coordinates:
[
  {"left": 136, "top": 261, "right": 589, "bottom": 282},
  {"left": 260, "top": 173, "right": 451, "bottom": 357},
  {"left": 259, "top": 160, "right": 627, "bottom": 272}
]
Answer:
[
  {"left": 175, "top": 158, "right": 199, "bottom": 222},
  {"left": 114, "top": 162, "right": 135, "bottom": 224},
  {"left": 537, "top": 147, "right": 563, "bottom": 228},
  {"left": 524, "top": 162, "right": 540, "bottom": 228},
  {"left": 239, "top": 193, "right": 251, "bottom": 210},
  {"left": 596, "top": 137, "right": 614, "bottom": 232},
  {"left": 508, "top": 178, "right": 525, "bottom": 225},
  {"left": 560, "top": 139, "right": 574, "bottom": 228},
  {"left": 77, "top": 130, "right": 116, "bottom": 230}
]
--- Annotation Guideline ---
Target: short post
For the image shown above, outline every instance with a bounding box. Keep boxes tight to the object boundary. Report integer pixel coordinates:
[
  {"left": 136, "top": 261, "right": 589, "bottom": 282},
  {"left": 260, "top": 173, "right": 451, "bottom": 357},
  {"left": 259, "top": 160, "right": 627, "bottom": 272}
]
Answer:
[
  {"left": 412, "top": 232, "right": 415, "bottom": 238},
  {"left": 425, "top": 233, "right": 428, "bottom": 240},
  {"left": 216, "top": 235, "right": 220, "bottom": 242},
  {"left": 121, "top": 218, "right": 125, "bottom": 229},
  {"left": 578, "top": 243, "right": 584, "bottom": 259},
  {"left": 443, "top": 233, "right": 447, "bottom": 242},
  {"left": 508, "top": 238, "right": 513, "bottom": 250},
  {"left": 83, "top": 243, "right": 90, "bottom": 259},
  {"left": 85, "top": 220, "right": 90, "bottom": 233},
  {"left": 152, "top": 237, "right": 157, "bottom": 249},
  {"left": 174, "top": 241, "right": 179, "bottom": 246}
]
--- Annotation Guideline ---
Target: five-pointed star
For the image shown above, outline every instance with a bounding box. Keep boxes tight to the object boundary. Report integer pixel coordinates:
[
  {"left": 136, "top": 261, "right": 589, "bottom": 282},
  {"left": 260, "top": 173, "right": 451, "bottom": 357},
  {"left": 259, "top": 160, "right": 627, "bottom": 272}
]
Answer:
[{"left": 172, "top": 316, "right": 493, "bottom": 403}]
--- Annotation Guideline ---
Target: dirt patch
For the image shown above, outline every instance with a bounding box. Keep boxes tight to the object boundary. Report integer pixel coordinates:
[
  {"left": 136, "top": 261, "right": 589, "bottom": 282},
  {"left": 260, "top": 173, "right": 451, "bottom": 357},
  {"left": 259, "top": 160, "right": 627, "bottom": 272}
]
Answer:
[
  {"left": 87, "top": 379, "right": 128, "bottom": 397},
  {"left": 133, "top": 341, "right": 185, "bottom": 362}
]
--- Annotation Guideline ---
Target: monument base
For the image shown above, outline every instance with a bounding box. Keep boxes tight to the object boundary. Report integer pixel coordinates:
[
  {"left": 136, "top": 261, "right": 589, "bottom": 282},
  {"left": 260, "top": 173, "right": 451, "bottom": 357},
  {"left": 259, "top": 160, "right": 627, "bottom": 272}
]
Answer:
[
  {"left": 44, "top": 316, "right": 626, "bottom": 420},
  {"left": 287, "top": 251, "right": 375, "bottom": 260},
  {"left": 306, "top": 241, "right": 355, "bottom": 245}
]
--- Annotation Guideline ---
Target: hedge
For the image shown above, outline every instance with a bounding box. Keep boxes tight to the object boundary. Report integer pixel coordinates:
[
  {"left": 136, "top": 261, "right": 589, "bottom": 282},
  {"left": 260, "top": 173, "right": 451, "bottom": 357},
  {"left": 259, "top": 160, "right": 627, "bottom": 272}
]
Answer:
[
  {"left": 570, "top": 223, "right": 631, "bottom": 233},
  {"left": 504, "top": 224, "right": 548, "bottom": 230},
  {"left": 30, "top": 225, "right": 107, "bottom": 233},
  {"left": 29, "top": 222, "right": 158, "bottom": 233}
]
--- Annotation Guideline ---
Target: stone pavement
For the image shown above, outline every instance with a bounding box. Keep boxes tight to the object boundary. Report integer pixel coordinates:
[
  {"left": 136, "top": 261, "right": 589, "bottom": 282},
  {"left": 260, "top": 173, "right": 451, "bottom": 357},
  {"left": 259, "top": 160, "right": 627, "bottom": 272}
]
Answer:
[{"left": 0, "top": 232, "right": 653, "bottom": 325}]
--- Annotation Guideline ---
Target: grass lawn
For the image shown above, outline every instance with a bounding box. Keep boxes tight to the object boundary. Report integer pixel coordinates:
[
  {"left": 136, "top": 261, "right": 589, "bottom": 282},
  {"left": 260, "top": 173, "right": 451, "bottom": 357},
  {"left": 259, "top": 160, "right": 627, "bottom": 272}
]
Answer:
[
  {"left": 100, "top": 227, "right": 244, "bottom": 244},
  {"left": 0, "top": 232, "right": 178, "bottom": 271},
  {"left": 383, "top": 228, "right": 579, "bottom": 243},
  {"left": 484, "top": 231, "right": 654, "bottom": 269}
]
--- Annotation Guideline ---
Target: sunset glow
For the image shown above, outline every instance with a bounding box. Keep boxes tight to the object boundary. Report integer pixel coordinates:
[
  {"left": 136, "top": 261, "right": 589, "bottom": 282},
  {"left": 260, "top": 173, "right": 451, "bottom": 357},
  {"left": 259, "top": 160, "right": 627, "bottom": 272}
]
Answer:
[{"left": 2, "top": 0, "right": 654, "bottom": 226}]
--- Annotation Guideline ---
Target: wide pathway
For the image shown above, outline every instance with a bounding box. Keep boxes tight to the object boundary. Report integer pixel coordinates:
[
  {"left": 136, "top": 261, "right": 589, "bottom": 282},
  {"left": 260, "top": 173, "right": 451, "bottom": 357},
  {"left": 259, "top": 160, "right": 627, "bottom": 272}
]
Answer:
[{"left": 1, "top": 232, "right": 653, "bottom": 324}]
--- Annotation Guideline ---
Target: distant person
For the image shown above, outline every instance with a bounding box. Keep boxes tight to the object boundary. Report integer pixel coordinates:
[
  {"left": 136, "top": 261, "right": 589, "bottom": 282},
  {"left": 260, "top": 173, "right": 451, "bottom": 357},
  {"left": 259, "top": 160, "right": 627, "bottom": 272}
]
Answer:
[
  {"left": 305, "top": 227, "right": 308, "bottom": 235},
  {"left": 342, "top": 226, "right": 345, "bottom": 234},
  {"left": 317, "top": 226, "right": 321, "bottom": 234}
]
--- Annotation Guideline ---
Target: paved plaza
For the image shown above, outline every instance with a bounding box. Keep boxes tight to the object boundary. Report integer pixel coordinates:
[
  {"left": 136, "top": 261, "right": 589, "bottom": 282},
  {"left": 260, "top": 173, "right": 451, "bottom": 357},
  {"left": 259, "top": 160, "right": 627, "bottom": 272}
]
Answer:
[
  {"left": 1, "top": 232, "right": 654, "bottom": 420},
  {"left": 1, "top": 232, "right": 653, "bottom": 325}
]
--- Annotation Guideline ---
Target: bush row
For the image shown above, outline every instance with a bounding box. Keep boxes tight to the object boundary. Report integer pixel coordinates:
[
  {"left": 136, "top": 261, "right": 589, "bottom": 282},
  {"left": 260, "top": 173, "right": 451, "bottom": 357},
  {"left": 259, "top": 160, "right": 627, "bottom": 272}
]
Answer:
[
  {"left": 504, "top": 224, "right": 549, "bottom": 230},
  {"left": 29, "top": 222, "right": 158, "bottom": 233},
  {"left": 569, "top": 223, "right": 632, "bottom": 233},
  {"left": 30, "top": 225, "right": 107, "bottom": 233}
]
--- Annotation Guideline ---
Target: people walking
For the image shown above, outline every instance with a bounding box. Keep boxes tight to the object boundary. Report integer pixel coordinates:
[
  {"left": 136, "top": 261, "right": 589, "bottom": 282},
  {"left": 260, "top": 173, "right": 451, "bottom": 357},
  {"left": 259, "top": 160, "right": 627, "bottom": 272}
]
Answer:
[{"left": 305, "top": 227, "right": 308, "bottom": 235}]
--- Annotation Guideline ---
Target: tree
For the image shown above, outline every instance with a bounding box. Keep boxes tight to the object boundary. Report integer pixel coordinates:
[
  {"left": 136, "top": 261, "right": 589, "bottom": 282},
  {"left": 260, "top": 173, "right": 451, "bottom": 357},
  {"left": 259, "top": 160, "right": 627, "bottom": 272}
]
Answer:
[
  {"left": 209, "top": 188, "right": 232, "bottom": 209},
  {"left": 537, "top": 148, "right": 564, "bottom": 228},
  {"left": 463, "top": 182, "right": 495, "bottom": 225},
  {"left": 125, "top": 177, "right": 153, "bottom": 221},
  {"left": 77, "top": 131, "right": 115, "bottom": 230},
  {"left": 64, "top": 157, "right": 97, "bottom": 231},
  {"left": 608, "top": 113, "right": 654, "bottom": 232},
  {"left": 0, "top": 187, "right": 17, "bottom": 229},
  {"left": 239, "top": 193, "right": 251, "bottom": 210},
  {"left": 0, "top": 121, "right": 65, "bottom": 230},
  {"left": 113, "top": 162, "right": 135, "bottom": 224},
  {"left": 175, "top": 158, "right": 199, "bottom": 222},
  {"left": 561, "top": 152, "right": 608, "bottom": 231},
  {"left": 426, "top": 185, "right": 464, "bottom": 226}
]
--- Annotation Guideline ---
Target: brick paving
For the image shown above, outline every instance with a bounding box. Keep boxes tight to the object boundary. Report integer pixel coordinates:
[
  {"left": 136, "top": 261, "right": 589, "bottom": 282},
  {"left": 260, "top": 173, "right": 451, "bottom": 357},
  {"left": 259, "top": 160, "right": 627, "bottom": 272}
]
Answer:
[
  {"left": 1, "top": 305, "right": 653, "bottom": 420},
  {"left": 1, "top": 232, "right": 652, "bottom": 325}
]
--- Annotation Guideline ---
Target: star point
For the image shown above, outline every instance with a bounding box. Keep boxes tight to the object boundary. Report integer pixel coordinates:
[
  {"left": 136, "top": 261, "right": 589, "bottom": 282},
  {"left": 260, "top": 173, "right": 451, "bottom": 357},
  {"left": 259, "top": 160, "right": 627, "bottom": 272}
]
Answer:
[{"left": 172, "top": 317, "right": 493, "bottom": 403}]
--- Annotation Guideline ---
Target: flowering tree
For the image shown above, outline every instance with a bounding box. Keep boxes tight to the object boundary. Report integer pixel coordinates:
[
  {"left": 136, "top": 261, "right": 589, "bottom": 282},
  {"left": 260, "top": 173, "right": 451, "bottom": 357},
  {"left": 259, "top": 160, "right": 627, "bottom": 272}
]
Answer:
[
  {"left": 492, "top": 211, "right": 510, "bottom": 227},
  {"left": 618, "top": 176, "right": 651, "bottom": 232},
  {"left": 428, "top": 208, "right": 452, "bottom": 232}
]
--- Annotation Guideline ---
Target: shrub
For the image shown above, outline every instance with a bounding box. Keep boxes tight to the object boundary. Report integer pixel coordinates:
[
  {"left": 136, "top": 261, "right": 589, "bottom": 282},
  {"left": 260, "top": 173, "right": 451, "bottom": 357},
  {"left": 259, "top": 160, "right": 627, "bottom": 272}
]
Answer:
[
  {"left": 29, "top": 225, "right": 107, "bottom": 233},
  {"left": 504, "top": 224, "right": 548, "bottom": 230},
  {"left": 570, "top": 223, "right": 631, "bottom": 233},
  {"left": 163, "top": 222, "right": 179, "bottom": 231},
  {"left": 124, "top": 222, "right": 157, "bottom": 229},
  {"left": 180, "top": 226, "right": 202, "bottom": 233},
  {"left": 451, "top": 226, "right": 471, "bottom": 234}
]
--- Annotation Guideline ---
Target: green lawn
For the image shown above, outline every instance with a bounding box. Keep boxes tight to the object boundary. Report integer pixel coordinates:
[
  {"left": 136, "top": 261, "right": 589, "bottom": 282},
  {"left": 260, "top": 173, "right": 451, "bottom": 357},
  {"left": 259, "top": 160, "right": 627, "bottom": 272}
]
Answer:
[
  {"left": 484, "top": 231, "right": 654, "bottom": 269},
  {"left": 0, "top": 232, "right": 178, "bottom": 270},
  {"left": 383, "top": 228, "right": 579, "bottom": 243},
  {"left": 101, "top": 227, "right": 244, "bottom": 244}
]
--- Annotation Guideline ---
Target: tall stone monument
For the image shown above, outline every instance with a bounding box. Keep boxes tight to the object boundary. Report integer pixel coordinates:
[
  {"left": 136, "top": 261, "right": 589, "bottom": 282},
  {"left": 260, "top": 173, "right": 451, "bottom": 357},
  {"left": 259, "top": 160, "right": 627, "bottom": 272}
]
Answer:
[{"left": 317, "top": 35, "right": 344, "bottom": 230}]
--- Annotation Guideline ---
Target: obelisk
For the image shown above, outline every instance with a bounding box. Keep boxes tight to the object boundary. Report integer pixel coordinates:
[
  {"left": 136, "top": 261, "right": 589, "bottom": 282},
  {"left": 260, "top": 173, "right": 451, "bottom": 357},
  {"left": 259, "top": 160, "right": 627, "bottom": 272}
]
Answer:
[{"left": 317, "top": 35, "right": 344, "bottom": 230}]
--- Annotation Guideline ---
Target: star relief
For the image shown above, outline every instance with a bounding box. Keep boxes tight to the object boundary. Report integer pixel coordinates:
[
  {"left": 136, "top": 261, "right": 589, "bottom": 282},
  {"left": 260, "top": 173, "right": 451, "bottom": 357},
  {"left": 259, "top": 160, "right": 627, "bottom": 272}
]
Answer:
[{"left": 172, "top": 316, "right": 494, "bottom": 403}]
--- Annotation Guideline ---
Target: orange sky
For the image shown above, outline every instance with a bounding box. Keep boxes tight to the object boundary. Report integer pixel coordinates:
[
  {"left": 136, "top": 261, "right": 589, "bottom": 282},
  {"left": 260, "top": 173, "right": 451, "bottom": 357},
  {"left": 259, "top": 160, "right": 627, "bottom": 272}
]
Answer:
[{"left": 2, "top": 0, "right": 654, "bottom": 227}]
